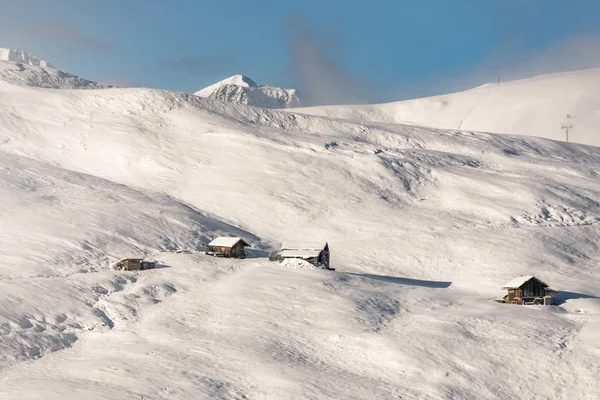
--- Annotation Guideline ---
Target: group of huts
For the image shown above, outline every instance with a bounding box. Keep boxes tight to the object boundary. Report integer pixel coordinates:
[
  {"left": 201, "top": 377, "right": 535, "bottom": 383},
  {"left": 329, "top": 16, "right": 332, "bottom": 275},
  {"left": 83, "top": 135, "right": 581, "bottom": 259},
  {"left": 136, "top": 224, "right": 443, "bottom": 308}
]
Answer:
[
  {"left": 114, "top": 237, "right": 558, "bottom": 306},
  {"left": 205, "top": 237, "right": 333, "bottom": 270},
  {"left": 112, "top": 237, "right": 332, "bottom": 271},
  {"left": 202, "top": 237, "right": 555, "bottom": 304}
]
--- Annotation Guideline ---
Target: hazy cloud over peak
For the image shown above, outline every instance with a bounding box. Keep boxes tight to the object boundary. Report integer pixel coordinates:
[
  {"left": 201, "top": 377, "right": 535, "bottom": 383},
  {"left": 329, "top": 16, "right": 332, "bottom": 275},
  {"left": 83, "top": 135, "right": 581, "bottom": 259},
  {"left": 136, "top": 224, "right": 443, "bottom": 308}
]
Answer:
[
  {"left": 286, "top": 16, "right": 385, "bottom": 106},
  {"left": 20, "top": 20, "right": 114, "bottom": 55}
]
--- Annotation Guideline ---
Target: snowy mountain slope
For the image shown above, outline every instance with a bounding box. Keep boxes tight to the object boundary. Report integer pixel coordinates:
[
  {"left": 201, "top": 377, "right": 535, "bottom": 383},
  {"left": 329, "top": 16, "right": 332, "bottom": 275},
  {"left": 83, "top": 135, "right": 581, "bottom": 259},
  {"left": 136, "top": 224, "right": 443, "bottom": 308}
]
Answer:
[
  {"left": 1, "top": 81, "right": 600, "bottom": 296},
  {"left": 3, "top": 81, "right": 600, "bottom": 248},
  {"left": 0, "top": 79, "right": 599, "bottom": 399},
  {"left": 4, "top": 260, "right": 598, "bottom": 400},
  {"left": 295, "top": 68, "right": 600, "bottom": 147},
  {"left": 0, "top": 48, "right": 53, "bottom": 68},
  {"left": 0, "top": 149, "right": 265, "bottom": 370},
  {"left": 194, "top": 74, "right": 301, "bottom": 108},
  {"left": 0, "top": 48, "right": 109, "bottom": 89},
  {"left": 0, "top": 151, "right": 261, "bottom": 279}
]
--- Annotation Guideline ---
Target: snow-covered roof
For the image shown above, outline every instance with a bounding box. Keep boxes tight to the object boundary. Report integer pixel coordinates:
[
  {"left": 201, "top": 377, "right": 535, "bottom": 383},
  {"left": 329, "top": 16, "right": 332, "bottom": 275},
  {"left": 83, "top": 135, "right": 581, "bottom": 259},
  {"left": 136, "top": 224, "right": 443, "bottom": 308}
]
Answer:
[
  {"left": 280, "top": 249, "right": 322, "bottom": 259},
  {"left": 208, "top": 237, "right": 248, "bottom": 248},
  {"left": 281, "top": 242, "right": 327, "bottom": 251},
  {"left": 502, "top": 276, "right": 548, "bottom": 289}
]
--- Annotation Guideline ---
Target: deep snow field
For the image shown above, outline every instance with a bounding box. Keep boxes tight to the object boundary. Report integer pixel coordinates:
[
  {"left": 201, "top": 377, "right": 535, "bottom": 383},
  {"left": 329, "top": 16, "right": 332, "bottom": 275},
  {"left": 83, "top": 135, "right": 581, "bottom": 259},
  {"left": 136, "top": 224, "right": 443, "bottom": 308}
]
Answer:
[{"left": 0, "top": 60, "right": 599, "bottom": 399}]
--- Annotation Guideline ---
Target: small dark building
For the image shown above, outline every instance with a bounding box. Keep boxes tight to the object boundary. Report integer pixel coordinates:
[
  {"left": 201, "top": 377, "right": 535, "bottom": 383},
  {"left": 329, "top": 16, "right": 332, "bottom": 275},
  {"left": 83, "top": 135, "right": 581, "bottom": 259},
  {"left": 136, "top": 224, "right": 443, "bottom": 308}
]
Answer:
[
  {"left": 270, "top": 242, "right": 333, "bottom": 270},
  {"left": 206, "top": 237, "right": 249, "bottom": 258},
  {"left": 113, "top": 258, "right": 156, "bottom": 271},
  {"left": 502, "top": 276, "right": 557, "bottom": 305}
]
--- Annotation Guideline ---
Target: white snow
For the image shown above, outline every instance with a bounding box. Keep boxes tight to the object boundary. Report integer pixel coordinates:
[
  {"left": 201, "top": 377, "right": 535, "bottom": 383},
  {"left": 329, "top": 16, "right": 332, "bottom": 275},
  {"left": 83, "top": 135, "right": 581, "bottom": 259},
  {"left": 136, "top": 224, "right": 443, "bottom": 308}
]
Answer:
[
  {"left": 0, "top": 48, "right": 109, "bottom": 89},
  {"left": 280, "top": 249, "right": 322, "bottom": 258},
  {"left": 281, "top": 242, "right": 328, "bottom": 251},
  {"left": 280, "top": 258, "right": 317, "bottom": 269},
  {"left": 0, "top": 56, "right": 599, "bottom": 399},
  {"left": 0, "top": 48, "right": 53, "bottom": 68},
  {"left": 295, "top": 68, "right": 600, "bottom": 147},
  {"left": 502, "top": 275, "right": 539, "bottom": 289},
  {"left": 216, "top": 74, "right": 258, "bottom": 88},
  {"left": 208, "top": 236, "right": 247, "bottom": 247},
  {"left": 195, "top": 74, "right": 302, "bottom": 108}
]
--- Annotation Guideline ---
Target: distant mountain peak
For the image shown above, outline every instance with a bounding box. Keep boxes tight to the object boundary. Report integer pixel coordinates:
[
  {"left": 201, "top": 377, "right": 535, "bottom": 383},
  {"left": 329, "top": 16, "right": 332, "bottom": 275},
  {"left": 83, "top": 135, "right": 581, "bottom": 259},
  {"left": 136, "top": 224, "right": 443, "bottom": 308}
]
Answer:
[
  {"left": 0, "top": 47, "right": 110, "bottom": 90},
  {"left": 218, "top": 74, "right": 258, "bottom": 88},
  {"left": 0, "top": 48, "right": 53, "bottom": 68},
  {"left": 194, "top": 75, "right": 301, "bottom": 109}
]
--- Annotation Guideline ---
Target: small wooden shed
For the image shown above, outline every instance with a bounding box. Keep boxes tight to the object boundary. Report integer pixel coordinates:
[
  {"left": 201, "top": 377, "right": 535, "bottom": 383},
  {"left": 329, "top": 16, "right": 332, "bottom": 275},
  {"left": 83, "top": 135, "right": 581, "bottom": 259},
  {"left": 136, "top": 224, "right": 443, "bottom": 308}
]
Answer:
[
  {"left": 502, "top": 276, "right": 557, "bottom": 305},
  {"left": 271, "top": 242, "right": 332, "bottom": 270},
  {"left": 113, "top": 258, "right": 156, "bottom": 271},
  {"left": 207, "top": 237, "right": 249, "bottom": 259}
]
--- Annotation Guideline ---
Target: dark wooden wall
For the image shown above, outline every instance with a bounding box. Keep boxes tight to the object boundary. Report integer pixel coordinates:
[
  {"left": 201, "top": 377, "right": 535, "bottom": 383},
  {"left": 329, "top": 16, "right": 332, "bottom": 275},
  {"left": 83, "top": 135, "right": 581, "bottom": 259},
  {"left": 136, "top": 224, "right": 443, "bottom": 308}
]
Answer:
[
  {"left": 209, "top": 246, "right": 232, "bottom": 256},
  {"left": 506, "top": 279, "right": 551, "bottom": 303},
  {"left": 209, "top": 243, "right": 246, "bottom": 258},
  {"left": 522, "top": 280, "right": 547, "bottom": 298},
  {"left": 230, "top": 242, "right": 246, "bottom": 258},
  {"left": 507, "top": 289, "right": 522, "bottom": 302},
  {"left": 318, "top": 250, "right": 330, "bottom": 268}
]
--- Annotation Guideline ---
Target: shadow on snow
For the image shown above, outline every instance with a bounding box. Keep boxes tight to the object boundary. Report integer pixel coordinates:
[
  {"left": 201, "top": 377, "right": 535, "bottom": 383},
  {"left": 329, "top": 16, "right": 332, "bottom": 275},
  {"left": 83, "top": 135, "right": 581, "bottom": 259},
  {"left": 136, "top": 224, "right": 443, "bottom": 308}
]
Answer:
[
  {"left": 345, "top": 272, "right": 452, "bottom": 288},
  {"left": 554, "top": 291, "right": 599, "bottom": 305},
  {"left": 245, "top": 249, "right": 271, "bottom": 259}
]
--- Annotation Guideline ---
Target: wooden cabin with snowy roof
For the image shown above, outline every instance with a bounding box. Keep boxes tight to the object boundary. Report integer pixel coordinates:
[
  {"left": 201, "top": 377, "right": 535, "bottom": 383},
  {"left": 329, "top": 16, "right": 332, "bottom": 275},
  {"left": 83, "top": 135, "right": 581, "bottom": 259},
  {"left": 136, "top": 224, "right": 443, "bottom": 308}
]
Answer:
[
  {"left": 270, "top": 242, "right": 332, "bottom": 270},
  {"left": 502, "top": 276, "right": 557, "bottom": 305},
  {"left": 206, "top": 237, "right": 249, "bottom": 259}
]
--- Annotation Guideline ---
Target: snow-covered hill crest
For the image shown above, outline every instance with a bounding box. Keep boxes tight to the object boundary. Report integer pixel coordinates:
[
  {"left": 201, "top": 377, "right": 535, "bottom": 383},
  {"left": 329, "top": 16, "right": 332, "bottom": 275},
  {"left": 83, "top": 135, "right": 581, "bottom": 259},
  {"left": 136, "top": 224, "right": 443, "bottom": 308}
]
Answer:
[
  {"left": 0, "top": 48, "right": 110, "bottom": 89},
  {"left": 0, "top": 48, "right": 53, "bottom": 68},
  {"left": 295, "top": 68, "right": 600, "bottom": 147},
  {"left": 194, "top": 74, "right": 302, "bottom": 108}
]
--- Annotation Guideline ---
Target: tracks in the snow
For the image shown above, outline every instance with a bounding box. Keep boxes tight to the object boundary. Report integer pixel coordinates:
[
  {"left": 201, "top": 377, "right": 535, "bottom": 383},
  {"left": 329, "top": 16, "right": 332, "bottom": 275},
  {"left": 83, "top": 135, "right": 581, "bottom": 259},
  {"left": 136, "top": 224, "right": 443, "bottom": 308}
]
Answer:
[{"left": 0, "top": 269, "right": 179, "bottom": 374}]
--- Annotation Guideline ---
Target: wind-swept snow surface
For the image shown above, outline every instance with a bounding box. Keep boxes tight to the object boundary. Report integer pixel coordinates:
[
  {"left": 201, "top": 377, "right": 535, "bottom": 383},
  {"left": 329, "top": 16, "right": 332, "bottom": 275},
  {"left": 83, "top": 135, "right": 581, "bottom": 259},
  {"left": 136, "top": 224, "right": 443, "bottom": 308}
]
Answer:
[
  {"left": 296, "top": 68, "right": 600, "bottom": 147},
  {"left": 0, "top": 68, "right": 599, "bottom": 399}
]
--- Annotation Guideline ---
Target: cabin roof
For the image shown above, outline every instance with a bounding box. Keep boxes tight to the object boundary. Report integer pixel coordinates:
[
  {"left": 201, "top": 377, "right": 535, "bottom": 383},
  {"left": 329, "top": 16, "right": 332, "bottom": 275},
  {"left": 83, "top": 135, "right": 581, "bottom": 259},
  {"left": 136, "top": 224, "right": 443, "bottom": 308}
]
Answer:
[
  {"left": 208, "top": 237, "right": 248, "bottom": 248},
  {"left": 502, "top": 275, "right": 549, "bottom": 289},
  {"left": 280, "top": 249, "right": 322, "bottom": 259},
  {"left": 281, "top": 242, "right": 328, "bottom": 251}
]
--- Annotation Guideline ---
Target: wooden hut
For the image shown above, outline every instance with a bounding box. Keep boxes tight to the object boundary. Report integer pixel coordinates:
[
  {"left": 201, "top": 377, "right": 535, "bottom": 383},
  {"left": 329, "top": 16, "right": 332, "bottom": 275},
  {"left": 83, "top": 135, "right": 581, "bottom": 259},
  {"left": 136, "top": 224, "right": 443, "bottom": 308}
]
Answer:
[
  {"left": 113, "top": 258, "right": 156, "bottom": 271},
  {"left": 206, "top": 237, "right": 249, "bottom": 258},
  {"left": 502, "top": 276, "right": 557, "bottom": 305},
  {"left": 271, "top": 242, "right": 332, "bottom": 270}
]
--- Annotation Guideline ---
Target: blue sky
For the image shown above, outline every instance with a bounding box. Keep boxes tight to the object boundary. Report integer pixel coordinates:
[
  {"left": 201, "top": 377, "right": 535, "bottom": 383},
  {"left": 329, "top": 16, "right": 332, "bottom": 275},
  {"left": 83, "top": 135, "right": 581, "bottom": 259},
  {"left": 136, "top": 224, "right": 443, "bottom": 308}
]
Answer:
[{"left": 1, "top": 0, "right": 599, "bottom": 103}]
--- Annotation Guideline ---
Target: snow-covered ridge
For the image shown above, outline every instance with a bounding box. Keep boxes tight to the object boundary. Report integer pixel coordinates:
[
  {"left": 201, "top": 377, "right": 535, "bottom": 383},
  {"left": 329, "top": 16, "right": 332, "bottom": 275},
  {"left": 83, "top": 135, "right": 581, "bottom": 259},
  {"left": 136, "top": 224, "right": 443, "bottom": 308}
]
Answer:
[
  {"left": 194, "top": 74, "right": 302, "bottom": 109},
  {"left": 0, "top": 47, "right": 110, "bottom": 89},
  {"left": 216, "top": 74, "right": 258, "bottom": 88},
  {"left": 0, "top": 48, "right": 53, "bottom": 68},
  {"left": 295, "top": 68, "right": 600, "bottom": 147}
]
